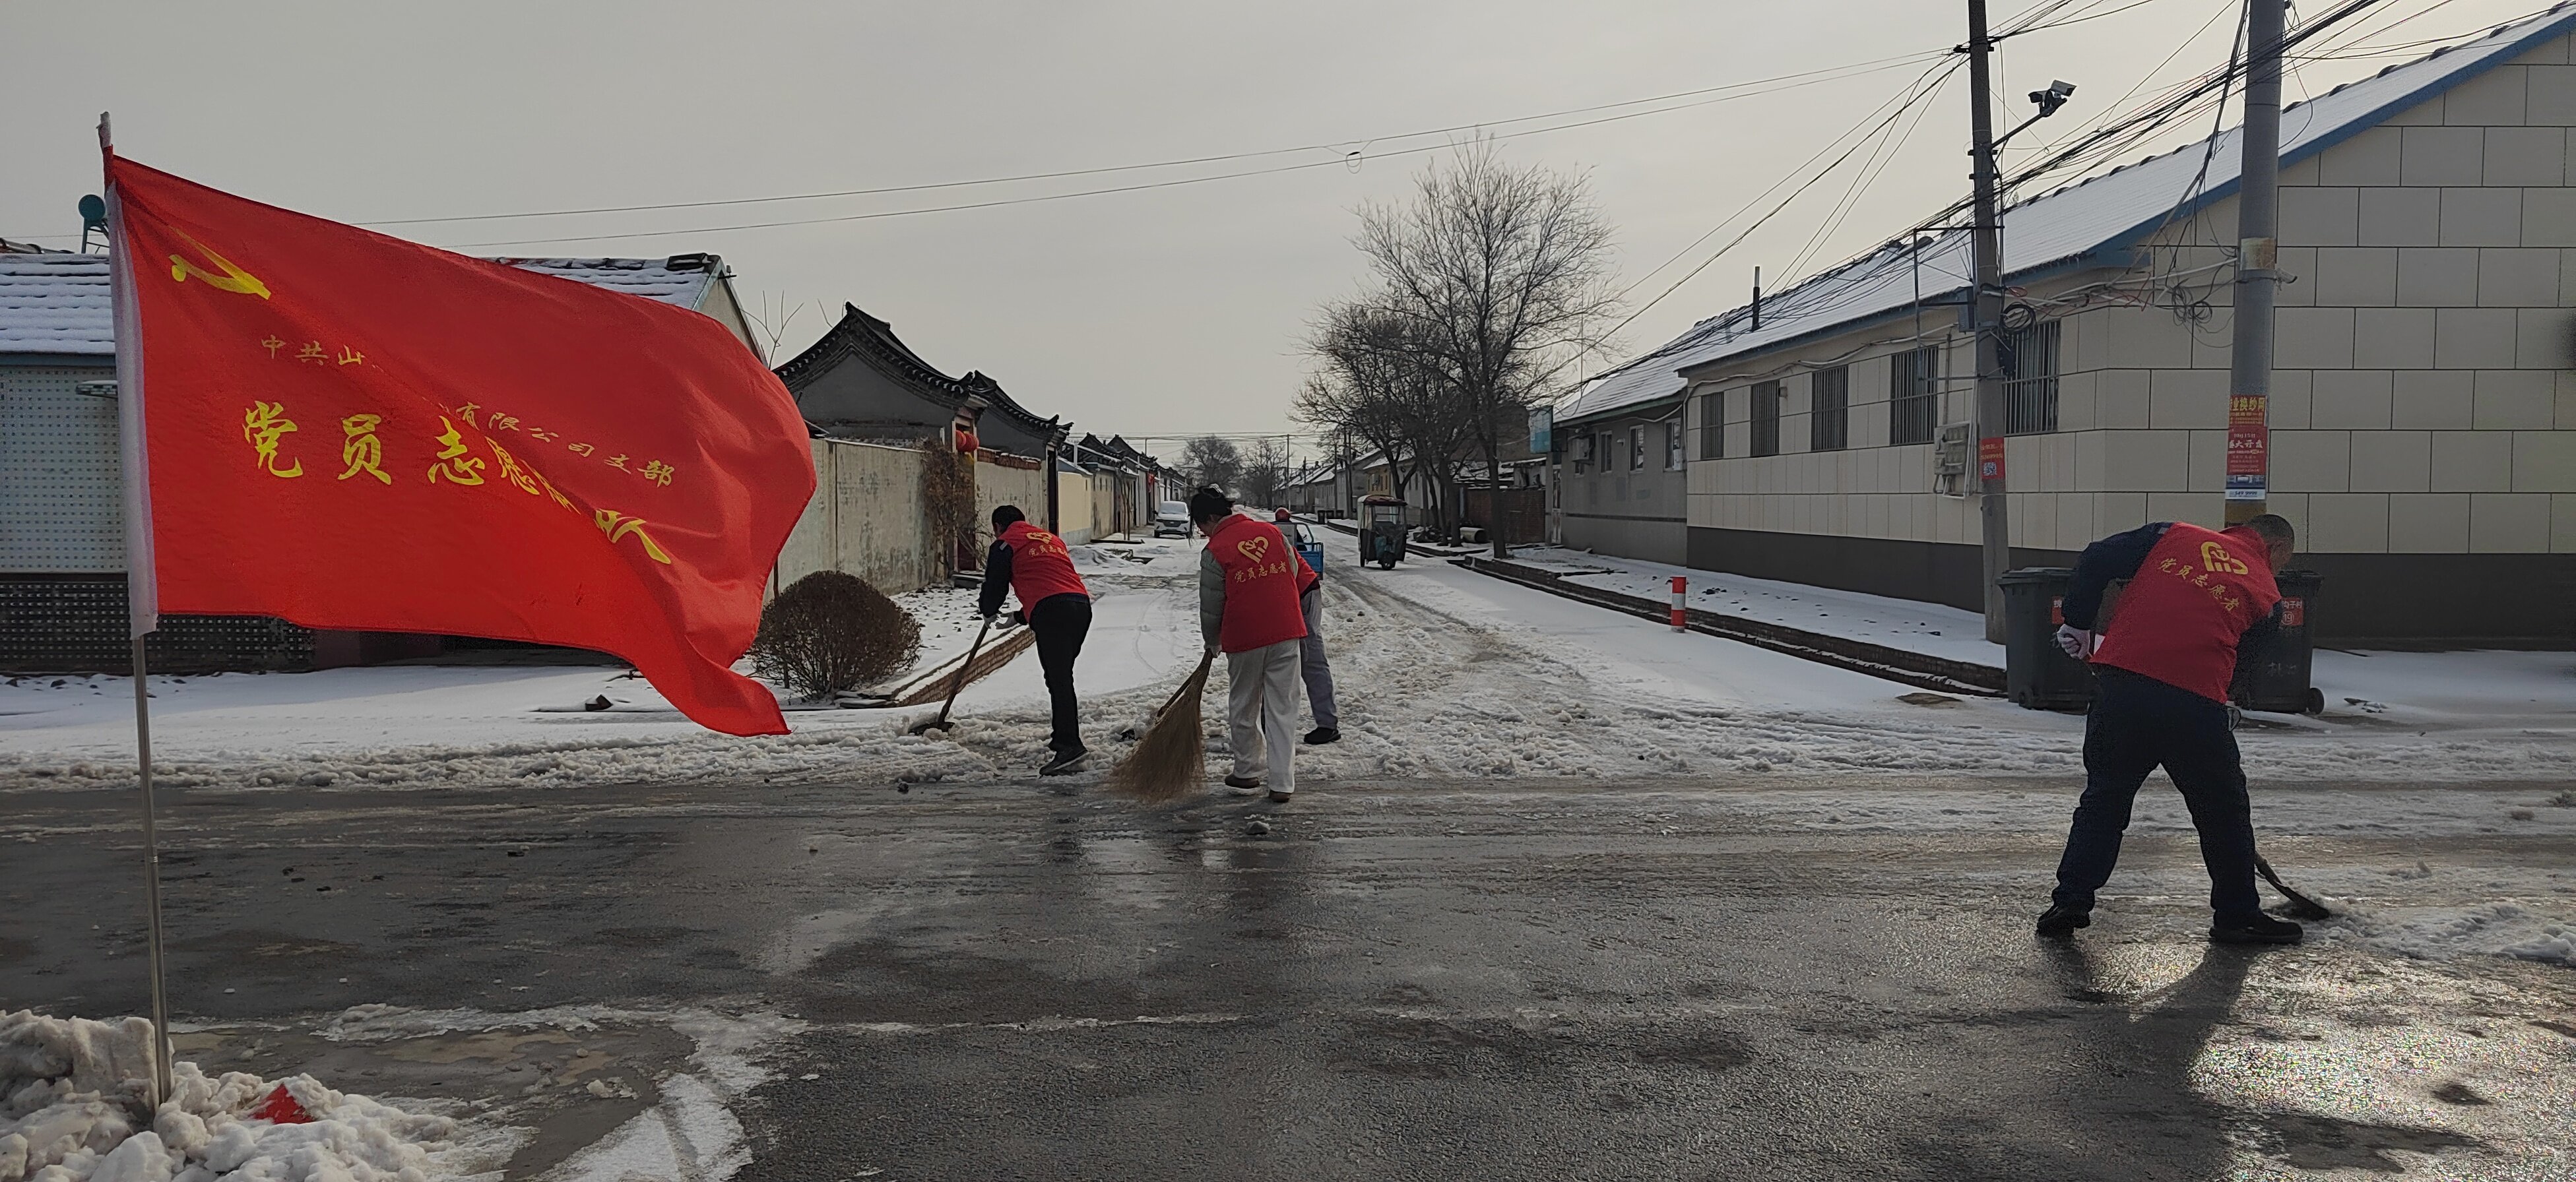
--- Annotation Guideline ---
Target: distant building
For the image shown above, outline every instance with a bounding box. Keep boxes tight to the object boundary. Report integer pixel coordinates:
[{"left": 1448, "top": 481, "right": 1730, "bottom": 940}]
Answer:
[
  {"left": 0, "top": 251, "right": 764, "bottom": 670},
  {"left": 1554, "top": 9, "right": 2576, "bottom": 643},
  {"left": 775, "top": 304, "right": 1067, "bottom": 459}
]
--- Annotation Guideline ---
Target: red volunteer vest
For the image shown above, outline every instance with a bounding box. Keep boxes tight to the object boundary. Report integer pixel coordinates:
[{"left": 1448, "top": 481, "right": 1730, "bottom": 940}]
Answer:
[
  {"left": 1208, "top": 514, "right": 1311, "bottom": 653},
  {"left": 999, "top": 520, "right": 1088, "bottom": 606},
  {"left": 2091, "top": 523, "right": 2282, "bottom": 702}
]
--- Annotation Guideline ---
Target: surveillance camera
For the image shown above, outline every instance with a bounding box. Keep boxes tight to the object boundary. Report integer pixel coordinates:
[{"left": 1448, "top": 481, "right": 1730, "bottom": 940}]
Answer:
[{"left": 2048, "top": 79, "right": 2076, "bottom": 97}]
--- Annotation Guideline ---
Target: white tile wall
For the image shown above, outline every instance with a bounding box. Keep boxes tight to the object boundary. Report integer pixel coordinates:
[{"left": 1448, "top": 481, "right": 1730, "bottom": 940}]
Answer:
[
  {"left": 2440, "top": 187, "right": 2522, "bottom": 246},
  {"left": 2403, "top": 127, "right": 2486, "bottom": 186},
  {"left": 2321, "top": 126, "right": 2402, "bottom": 185},
  {"left": 2387, "top": 491, "right": 2471, "bottom": 551},
  {"left": 2470, "top": 492, "right": 2552, "bottom": 551},
  {"left": 2435, "top": 307, "right": 2519, "bottom": 367},
  {"left": 2311, "top": 369, "right": 2393, "bottom": 429},
  {"left": 2393, "top": 369, "right": 2474, "bottom": 428},
  {"left": 2354, "top": 307, "right": 2437, "bottom": 369},
  {"left": 2555, "top": 493, "right": 2576, "bottom": 550},
  {"left": 2359, "top": 187, "right": 2441, "bottom": 245},
  {"left": 2274, "top": 307, "right": 2357, "bottom": 369},
  {"left": 2431, "top": 429, "right": 2514, "bottom": 491},
  {"left": 2309, "top": 493, "right": 2391, "bottom": 551},
  {"left": 2317, "top": 247, "right": 2399, "bottom": 305},
  {"left": 2515, "top": 308, "right": 2571, "bottom": 369},
  {"left": 2148, "top": 367, "right": 2226, "bottom": 429},
  {"left": 2282, "top": 187, "right": 2360, "bottom": 246},
  {"left": 2446, "top": 64, "right": 2528, "bottom": 125},
  {"left": 2475, "top": 370, "right": 2555, "bottom": 429},
  {"left": 2350, "top": 431, "right": 2432, "bottom": 492},
  {"left": 2272, "top": 430, "right": 2351, "bottom": 492},
  {"left": 2477, "top": 247, "right": 2556, "bottom": 304},
  {"left": 2486, "top": 127, "right": 2565, "bottom": 185},
  {"left": 2514, "top": 430, "right": 2576, "bottom": 491}
]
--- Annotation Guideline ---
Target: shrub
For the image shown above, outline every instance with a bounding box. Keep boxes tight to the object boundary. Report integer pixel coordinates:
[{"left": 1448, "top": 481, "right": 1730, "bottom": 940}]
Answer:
[{"left": 752, "top": 571, "right": 921, "bottom": 699}]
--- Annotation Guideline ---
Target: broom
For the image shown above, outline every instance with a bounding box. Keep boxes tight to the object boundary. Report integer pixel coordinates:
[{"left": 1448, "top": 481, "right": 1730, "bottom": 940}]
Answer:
[{"left": 1107, "top": 652, "right": 1215, "bottom": 803}]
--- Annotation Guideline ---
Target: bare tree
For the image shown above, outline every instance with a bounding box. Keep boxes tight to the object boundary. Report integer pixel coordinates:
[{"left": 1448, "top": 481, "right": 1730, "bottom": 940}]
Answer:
[
  {"left": 1298, "top": 300, "right": 1458, "bottom": 530},
  {"left": 1176, "top": 435, "right": 1244, "bottom": 495},
  {"left": 1355, "top": 141, "right": 1619, "bottom": 556},
  {"left": 1238, "top": 436, "right": 1294, "bottom": 509}
]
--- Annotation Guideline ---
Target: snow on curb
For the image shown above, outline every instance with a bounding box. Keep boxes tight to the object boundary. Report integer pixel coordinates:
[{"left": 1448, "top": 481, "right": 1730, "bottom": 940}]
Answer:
[{"left": 0, "top": 1009, "right": 502, "bottom": 1182}]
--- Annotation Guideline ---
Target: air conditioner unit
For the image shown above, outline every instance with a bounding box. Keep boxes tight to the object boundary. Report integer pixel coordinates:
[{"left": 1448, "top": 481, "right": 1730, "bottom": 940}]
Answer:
[{"left": 1933, "top": 422, "right": 1972, "bottom": 498}]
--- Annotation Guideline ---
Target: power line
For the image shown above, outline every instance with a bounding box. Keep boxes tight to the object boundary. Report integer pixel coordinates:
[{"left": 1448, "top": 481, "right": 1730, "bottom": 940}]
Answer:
[{"left": 368, "top": 52, "right": 1942, "bottom": 234}]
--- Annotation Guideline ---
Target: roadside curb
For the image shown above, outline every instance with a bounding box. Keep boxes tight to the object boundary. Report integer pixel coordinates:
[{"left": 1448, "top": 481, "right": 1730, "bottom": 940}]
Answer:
[{"left": 1452, "top": 555, "right": 2007, "bottom": 697}]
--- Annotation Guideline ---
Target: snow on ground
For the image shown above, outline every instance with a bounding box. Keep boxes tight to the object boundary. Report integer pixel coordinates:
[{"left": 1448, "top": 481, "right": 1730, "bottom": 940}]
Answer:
[
  {"left": 0, "top": 1009, "right": 507, "bottom": 1182},
  {"left": 1502, "top": 544, "right": 2576, "bottom": 737},
  {"left": 2, "top": 527, "right": 2569, "bottom": 794}
]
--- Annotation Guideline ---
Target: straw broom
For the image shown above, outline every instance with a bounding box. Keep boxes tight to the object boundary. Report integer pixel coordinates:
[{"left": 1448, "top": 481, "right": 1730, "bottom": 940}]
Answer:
[{"left": 1107, "top": 652, "right": 1215, "bottom": 803}]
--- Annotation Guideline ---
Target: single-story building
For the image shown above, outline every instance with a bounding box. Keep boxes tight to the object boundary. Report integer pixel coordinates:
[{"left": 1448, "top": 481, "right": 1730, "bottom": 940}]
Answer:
[
  {"left": 1555, "top": 8, "right": 2576, "bottom": 644},
  {"left": 0, "top": 249, "right": 765, "bottom": 670}
]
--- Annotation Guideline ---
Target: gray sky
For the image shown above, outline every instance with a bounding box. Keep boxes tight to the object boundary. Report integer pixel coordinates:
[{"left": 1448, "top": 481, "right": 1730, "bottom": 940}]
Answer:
[{"left": 2, "top": 0, "right": 2541, "bottom": 452}]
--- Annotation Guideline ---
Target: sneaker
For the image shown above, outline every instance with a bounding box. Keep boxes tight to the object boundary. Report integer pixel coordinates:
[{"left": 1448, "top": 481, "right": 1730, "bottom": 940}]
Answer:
[
  {"left": 1040, "top": 749, "right": 1089, "bottom": 776},
  {"left": 2035, "top": 904, "right": 2090, "bottom": 939},
  {"left": 1303, "top": 726, "right": 1340, "bottom": 745},
  {"left": 1224, "top": 775, "right": 1264, "bottom": 795},
  {"left": 1267, "top": 790, "right": 1293, "bottom": 804},
  {"left": 2210, "top": 914, "right": 2303, "bottom": 946}
]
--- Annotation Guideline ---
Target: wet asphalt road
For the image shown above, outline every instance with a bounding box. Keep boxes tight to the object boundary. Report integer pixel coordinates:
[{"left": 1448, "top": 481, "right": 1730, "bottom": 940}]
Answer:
[{"left": 5, "top": 775, "right": 2573, "bottom": 1180}]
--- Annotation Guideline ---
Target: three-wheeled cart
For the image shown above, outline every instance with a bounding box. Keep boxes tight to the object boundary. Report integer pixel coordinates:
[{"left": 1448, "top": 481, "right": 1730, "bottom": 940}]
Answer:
[{"left": 1359, "top": 496, "right": 1408, "bottom": 569}]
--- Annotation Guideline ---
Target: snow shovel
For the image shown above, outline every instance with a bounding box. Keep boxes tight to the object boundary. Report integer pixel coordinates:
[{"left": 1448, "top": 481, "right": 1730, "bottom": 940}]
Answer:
[
  {"left": 2253, "top": 850, "right": 2333, "bottom": 920},
  {"left": 909, "top": 615, "right": 994, "bottom": 737}
]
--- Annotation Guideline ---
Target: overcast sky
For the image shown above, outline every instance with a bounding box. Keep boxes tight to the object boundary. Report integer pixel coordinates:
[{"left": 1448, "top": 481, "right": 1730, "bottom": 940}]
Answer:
[{"left": 2, "top": 0, "right": 2543, "bottom": 454}]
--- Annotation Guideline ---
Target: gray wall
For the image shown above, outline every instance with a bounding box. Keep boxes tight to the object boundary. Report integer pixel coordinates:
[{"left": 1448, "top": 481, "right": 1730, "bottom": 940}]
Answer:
[{"left": 1557, "top": 404, "right": 1688, "bottom": 563}]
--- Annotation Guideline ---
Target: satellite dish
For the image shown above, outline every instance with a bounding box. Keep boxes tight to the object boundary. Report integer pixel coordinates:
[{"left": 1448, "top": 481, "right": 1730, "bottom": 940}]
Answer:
[{"left": 78, "top": 194, "right": 109, "bottom": 253}]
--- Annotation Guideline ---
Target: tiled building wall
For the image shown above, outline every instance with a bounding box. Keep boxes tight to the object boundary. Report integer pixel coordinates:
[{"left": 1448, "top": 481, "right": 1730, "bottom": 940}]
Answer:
[{"left": 1682, "top": 32, "right": 2576, "bottom": 561}]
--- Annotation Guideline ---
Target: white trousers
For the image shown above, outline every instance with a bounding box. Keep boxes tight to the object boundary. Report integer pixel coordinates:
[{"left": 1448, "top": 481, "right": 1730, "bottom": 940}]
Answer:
[{"left": 1225, "top": 639, "right": 1303, "bottom": 794}]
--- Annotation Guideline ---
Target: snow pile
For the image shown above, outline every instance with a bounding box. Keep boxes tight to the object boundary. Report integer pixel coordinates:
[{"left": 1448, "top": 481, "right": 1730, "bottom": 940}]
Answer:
[
  {"left": 0, "top": 1011, "right": 472, "bottom": 1182},
  {"left": 2318, "top": 902, "right": 2576, "bottom": 967}
]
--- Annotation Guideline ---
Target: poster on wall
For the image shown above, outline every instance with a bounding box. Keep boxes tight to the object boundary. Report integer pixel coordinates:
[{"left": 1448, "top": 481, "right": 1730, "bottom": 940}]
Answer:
[{"left": 2225, "top": 394, "right": 2269, "bottom": 501}]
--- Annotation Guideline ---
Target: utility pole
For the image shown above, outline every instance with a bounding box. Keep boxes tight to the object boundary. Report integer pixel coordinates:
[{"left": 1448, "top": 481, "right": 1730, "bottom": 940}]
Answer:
[
  {"left": 1966, "top": 0, "right": 2012, "bottom": 644},
  {"left": 2226, "top": 0, "right": 2286, "bottom": 525}
]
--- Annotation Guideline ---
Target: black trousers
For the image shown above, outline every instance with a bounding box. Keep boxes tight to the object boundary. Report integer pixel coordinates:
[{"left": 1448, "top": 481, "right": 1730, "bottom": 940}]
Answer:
[
  {"left": 2052, "top": 666, "right": 2263, "bottom": 921},
  {"left": 1029, "top": 593, "right": 1091, "bottom": 753}
]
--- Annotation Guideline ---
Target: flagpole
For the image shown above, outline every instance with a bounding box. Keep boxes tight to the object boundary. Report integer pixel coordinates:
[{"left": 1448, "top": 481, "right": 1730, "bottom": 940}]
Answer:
[{"left": 101, "top": 112, "right": 174, "bottom": 1110}]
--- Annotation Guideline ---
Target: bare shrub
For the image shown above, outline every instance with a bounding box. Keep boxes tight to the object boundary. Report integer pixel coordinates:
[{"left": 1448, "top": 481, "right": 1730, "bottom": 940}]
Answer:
[{"left": 752, "top": 571, "right": 921, "bottom": 699}]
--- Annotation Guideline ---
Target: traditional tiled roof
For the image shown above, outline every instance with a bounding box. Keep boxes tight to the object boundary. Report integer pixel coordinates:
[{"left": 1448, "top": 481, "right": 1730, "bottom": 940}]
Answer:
[
  {"left": 1559, "top": 4, "right": 2576, "bottom": 425},
  {"left": 773, "top": 303, "right": 1062, "bottom": 439}
]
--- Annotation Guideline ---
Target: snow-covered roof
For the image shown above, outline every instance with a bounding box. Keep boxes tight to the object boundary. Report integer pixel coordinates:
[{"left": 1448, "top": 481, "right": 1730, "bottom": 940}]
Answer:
[
  {"left": 0, "top": 253, "right": 726, "bottom": 358},
  {"left": 1559, "top": 4, "right": 2576, "bottom": 425},
  {"left": 0, "top": 253, "right": 111, "bottom": 355}
]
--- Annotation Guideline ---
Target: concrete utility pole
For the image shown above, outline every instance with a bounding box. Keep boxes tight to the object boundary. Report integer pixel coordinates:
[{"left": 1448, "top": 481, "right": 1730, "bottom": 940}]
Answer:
[
  {"left": 2226, "top": 0, "right": 2286, "bottom": 525},
  {"left": 1966, "top": 0, "right": 2012, "bottom": 644}
]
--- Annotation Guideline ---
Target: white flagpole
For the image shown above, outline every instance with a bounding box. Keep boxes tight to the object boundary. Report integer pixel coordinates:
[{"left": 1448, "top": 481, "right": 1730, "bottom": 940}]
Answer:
[{"left": 101, "top": 113, "right": 173, "bottom": 1110}]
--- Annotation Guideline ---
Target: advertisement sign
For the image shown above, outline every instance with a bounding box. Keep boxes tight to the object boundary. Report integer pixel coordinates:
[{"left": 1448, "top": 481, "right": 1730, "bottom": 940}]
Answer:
[
  {"left": 1529, "top": 406, "right": 1554, "bottom": 454},
  {"left": 2226, "top": 394, "right": 2269, "bottom": 501},
  {"left": 1978, "top": 435, "right": 2006, "bottom": 483}
]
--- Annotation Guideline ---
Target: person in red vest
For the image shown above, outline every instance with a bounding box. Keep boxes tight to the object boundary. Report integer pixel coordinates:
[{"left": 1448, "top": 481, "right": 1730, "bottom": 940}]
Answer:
[
  {"left": 1194, "top": 487, "right": 1316, "bottom": 803},
  {"left": 980, "top": 505, "right": 1092, "bottom": 775},
  {"left": 2039, "top": 513, "right": 2301, "bottom": 946}
]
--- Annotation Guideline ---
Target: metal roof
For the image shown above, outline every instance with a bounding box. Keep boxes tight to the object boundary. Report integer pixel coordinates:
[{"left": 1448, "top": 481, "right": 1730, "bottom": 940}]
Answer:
[
  {"left": 1558, "top": 3, "right": 2576, "bottom": 425},
  {"left": 0, "top": 253, "right": 726, "bottom": 358}
]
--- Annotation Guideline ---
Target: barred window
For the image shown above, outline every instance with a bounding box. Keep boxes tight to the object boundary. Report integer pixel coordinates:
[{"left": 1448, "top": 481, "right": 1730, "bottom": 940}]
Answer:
[
  {"left": 1889, "top": 346, "right": 1939, "bottom": 446},
  {"left": 1696, "top": 390, "right": 1724, "bottom": 460},
  {"left": 1628, "top": 425, "right": 1646, "bottom": 470},
  {"left": 1810, "top": 365, "right": 1848, "bottom": 452},
  {"left": 1749, "top": 380, "right": 1782, "bottom": 457},
  {"left": 1665, "top": 421, "right": 1684, "bottom": 470},
  {"left": 2000, "top": 319, "right": 2061, "bottom": 435}
]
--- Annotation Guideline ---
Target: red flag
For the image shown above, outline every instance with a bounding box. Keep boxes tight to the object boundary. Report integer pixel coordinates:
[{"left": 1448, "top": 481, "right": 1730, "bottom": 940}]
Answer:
[{"left": 105, "top": 156, "right": 815, "bottom": 735}]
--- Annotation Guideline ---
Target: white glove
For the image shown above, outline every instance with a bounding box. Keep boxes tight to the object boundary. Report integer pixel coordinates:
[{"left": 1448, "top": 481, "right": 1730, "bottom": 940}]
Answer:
[{"left": 2055, "top": 624, "right": 2096, "bottom": 660}]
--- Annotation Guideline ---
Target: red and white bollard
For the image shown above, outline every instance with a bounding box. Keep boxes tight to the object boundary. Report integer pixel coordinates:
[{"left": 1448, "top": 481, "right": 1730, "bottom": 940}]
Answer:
[{"left": 1669, "top": 576, "right": 1688, "bottom": 632}]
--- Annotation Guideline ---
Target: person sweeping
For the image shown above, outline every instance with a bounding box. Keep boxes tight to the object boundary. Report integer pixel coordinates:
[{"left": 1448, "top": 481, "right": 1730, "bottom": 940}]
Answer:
[
  {"left": 2038, "top": 513, "right": 2303, "bottom": 947},
  {"left": 1196, "top": 487, "right": 1314, "bottom": 803},
  {"left": 1275, "top": 507, "right": 1339, "bottom": 745},
  {"left": 980, "top": 505, "right": 1092, "bottom": 776}
]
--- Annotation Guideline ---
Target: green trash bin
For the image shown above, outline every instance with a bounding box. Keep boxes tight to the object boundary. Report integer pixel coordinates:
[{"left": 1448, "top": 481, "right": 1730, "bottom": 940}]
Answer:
[
  {"left": 2231, "top": 569, "right": 2325, "bottom": 715},
  {"left": 1999, "top": 567, "right": 2096, "bottom": 711}
]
